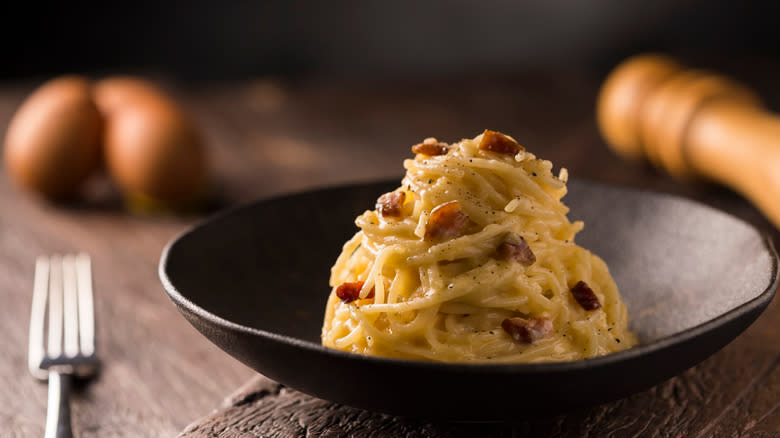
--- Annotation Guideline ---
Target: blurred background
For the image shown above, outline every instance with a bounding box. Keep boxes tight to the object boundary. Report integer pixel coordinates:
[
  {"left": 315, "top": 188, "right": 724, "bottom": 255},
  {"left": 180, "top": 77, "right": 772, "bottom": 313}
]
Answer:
[
  {"left": 2, "top": 0, "right": 779, "bottom": 81},
  {"left": 2, "top": 0, "right": 780, "bottom": 206}
]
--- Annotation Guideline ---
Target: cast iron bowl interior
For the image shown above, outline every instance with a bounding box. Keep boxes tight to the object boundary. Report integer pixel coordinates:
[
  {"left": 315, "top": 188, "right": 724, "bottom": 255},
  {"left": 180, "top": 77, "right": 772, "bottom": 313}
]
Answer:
[{"left": 159, "top": 179, "right": 777, "bottom": 421}]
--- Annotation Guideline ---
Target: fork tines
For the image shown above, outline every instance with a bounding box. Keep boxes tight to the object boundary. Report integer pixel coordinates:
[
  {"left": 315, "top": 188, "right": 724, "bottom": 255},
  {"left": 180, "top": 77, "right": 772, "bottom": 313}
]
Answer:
[{"left": 28, "top": 253, "right": 96, "bottom": 380}]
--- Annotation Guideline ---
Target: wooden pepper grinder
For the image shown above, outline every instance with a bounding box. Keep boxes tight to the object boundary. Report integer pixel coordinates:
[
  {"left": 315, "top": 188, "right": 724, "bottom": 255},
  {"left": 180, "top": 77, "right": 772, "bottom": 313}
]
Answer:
[{"left": 597, "top": 54, "right": 780, "bottom": 229}]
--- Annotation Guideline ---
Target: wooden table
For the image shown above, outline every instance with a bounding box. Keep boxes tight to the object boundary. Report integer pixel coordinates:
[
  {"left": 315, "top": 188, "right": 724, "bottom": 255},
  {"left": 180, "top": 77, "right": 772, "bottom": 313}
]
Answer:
[{"left": 1, "top": 65, "right": 778, "bottom": 437}]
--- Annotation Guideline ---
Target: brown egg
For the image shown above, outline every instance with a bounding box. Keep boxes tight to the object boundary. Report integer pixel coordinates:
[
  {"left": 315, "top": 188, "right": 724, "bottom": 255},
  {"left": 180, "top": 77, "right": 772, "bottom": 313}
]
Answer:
[
  {"left": 95, "top": 78, "right": 208, "bottom": 206},
  {"left": 3, "top": 76, "right": 102, "bottom": 199}
]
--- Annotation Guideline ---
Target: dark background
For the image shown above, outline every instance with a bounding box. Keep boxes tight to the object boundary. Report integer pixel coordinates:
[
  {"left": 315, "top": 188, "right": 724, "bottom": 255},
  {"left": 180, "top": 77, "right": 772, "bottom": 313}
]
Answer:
[{"left": 2, "top": 1, "right": 779, "bottom": 81}]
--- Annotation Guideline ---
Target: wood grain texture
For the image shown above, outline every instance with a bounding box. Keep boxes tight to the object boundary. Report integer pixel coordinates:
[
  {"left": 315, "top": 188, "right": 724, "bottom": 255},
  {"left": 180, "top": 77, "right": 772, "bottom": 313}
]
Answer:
[{"left": 0, "top": 62, "right": 778, "bottom": 437}]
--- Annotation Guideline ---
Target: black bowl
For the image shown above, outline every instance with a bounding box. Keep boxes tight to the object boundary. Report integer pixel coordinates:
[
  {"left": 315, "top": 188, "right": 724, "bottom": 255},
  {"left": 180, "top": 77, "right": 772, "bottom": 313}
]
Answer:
[{"left": 159, "top": 179, "right": 777, "bottom": 421}]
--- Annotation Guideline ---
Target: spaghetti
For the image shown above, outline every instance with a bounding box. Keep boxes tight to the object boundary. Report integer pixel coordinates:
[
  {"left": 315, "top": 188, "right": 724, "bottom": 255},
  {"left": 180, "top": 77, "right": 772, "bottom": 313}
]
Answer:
[{"left": 322, "top": 130, "right": 636, "bottom": 363}]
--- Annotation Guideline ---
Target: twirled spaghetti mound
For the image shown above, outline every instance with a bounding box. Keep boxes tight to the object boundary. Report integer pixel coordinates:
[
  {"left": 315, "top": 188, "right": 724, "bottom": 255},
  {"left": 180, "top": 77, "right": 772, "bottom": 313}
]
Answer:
[{"left": 322, "top": 130, "right": 636, "bottom": 363}]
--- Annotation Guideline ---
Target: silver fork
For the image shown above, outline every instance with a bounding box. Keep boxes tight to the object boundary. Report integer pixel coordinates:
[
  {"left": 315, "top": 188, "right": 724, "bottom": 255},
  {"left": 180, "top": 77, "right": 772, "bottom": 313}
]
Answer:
[{"left": 28, "top": 254, "right": 99, "bottom": 438}]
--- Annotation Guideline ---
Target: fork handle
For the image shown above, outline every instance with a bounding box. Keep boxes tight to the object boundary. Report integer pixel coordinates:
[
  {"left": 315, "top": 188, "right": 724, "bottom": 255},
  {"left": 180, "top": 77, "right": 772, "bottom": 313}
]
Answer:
[{"left": 45, "top": 372, "right": 73, "bottom": 438}]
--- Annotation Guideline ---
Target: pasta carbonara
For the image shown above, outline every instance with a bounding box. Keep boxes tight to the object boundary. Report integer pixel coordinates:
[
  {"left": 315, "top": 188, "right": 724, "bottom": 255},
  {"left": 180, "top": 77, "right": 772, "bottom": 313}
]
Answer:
[{"left": 322, "top": 130, "right": 636, "bottom": 363}]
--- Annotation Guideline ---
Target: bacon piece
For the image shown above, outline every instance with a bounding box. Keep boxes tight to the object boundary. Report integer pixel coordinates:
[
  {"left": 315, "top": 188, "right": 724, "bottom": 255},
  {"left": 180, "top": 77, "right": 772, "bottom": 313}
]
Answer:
[
  {"left": 335, "top": 281, "right": 375, "bottom": 303},
  {"left": 570, "top": 281, "right": 601, "bottom": 310},
  {"left": 497, "top": 233, "right": 536, "bottom": 266},
  {"left": 412, "top": 138, "right": 449, "bottom": 156},
  {"left": 501, "top": 317, "right": 553, "bottom": 344},
  {"left": 376, "top": 191, "right": 406, "bottom": 218},
  {"left": 424, "top": 200, "right": 470, "bottom": 241},
  {"left": 478, "top": 129, "right": 524, "bottom": 155}
]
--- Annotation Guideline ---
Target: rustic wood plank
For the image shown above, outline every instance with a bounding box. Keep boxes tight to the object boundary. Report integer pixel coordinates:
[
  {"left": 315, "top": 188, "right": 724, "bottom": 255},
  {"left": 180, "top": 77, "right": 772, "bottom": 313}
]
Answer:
[{"left": 1, "top": 63, "right": 778, "bottom": 436}]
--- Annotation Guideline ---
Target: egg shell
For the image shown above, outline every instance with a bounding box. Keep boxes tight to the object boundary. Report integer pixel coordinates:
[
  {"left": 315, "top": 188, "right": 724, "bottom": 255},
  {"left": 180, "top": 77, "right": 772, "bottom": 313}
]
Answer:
[
  {"left": 94, "top": 77, "right": 170, "bottom": 116},
  {"left": 3, "top": 76, "right": 102, "bottom": 199},
  {"left": 99, "top": 84, "right": 208, "bottom": 203}
]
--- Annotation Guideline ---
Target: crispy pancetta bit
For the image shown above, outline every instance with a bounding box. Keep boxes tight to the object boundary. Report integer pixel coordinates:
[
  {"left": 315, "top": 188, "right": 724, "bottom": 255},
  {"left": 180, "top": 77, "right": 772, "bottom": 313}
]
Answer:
[
  {"left": 376, "top": 191, "right": 406, "bottom": 218},
  {"left": 478, "top": 129, "right": 525, "bottom": 155},
  {"left": 501, "top": 317, "right": 553, "bottom": 344},
  {"left": 497, "top": 233, "right": 536, "bottom": 266},
  {"left": 570, "top": 281, "right": 602, "bottom": 310},
  {"left": 411, "top": 138, "right": 449, "bottom": 156},
  {"left": 335, "top": 281, "right": 375, "bottom": 303},
  {"left": 424, "top": 200, "right": 470, "bottom": 241}
]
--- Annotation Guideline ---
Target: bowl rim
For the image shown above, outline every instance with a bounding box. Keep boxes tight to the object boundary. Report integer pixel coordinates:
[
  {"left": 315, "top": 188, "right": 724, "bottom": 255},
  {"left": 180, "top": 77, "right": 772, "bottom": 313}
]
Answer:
[{"left": 159, "top": 178, "right": 779, "bottom": 374}]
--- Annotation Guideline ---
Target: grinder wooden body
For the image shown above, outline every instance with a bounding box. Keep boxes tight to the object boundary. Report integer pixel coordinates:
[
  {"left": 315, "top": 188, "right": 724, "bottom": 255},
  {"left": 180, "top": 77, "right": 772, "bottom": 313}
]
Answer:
[{"left": 597, "top": 55, "right": 780, "bottom": 229}]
